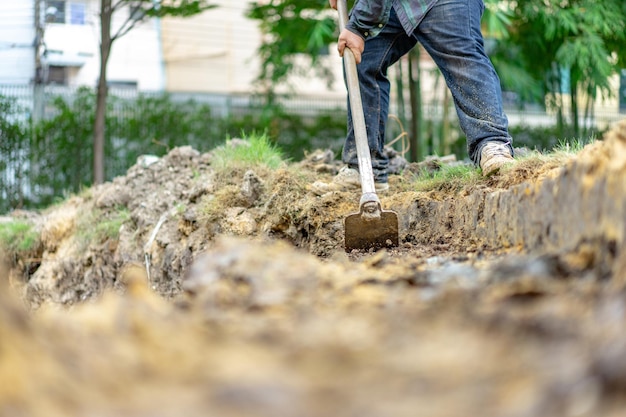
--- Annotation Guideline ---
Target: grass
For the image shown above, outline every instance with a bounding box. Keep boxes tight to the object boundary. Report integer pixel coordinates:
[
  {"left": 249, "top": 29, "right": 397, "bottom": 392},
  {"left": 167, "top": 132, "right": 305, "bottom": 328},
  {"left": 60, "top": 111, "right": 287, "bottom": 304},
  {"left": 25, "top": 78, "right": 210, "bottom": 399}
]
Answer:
[
  {"left": 76, "top": 206, "right": 131, "bottom": 247},
  {"left": 553, "top": 137, "right": 594, "bottom": 156},
  {"left": 210, "top": 132, "right": 286, "bottom": 171},
  {"left": 94, "top": 209, "right": 130, "bottom": 241},
  {"left": 0, "top": 220, "right": 40, "bottom": 253},
  {"left": 411, "top": 135, "right": 596, "bottom": 193},
  {"left": 199, "top": 132, "right": 286, "bottom": 224},
  {"left": 413, "top": 163, "right": 481, "bottom": 192}
]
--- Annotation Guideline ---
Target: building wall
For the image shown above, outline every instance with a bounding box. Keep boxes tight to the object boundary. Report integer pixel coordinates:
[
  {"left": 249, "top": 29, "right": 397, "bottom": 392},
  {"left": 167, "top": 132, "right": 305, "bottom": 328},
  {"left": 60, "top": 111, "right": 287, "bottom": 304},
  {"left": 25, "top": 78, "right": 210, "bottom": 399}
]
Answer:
[
  {"left": 41, "top": 0, "right": 164, "bottom": 90},
  {"left": 161, "top": 0, "right": 260, "bottom": 93},
  {"left": 1, "top": 1, "right": 622, "bottom": 117},
  {"left": 0, "top": 1, "right": 35, "bottom": 84},
  {"left": 161, "top": 0, "right": 346, "bottom": 97}
]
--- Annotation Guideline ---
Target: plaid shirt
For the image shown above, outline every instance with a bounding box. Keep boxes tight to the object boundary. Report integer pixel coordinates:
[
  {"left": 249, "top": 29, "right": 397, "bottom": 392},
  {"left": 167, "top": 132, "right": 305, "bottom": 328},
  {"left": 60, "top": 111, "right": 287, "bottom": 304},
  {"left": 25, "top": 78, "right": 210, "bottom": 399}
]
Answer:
[{"left": 347, "top": 0, "right": 439, "bottom": 39}]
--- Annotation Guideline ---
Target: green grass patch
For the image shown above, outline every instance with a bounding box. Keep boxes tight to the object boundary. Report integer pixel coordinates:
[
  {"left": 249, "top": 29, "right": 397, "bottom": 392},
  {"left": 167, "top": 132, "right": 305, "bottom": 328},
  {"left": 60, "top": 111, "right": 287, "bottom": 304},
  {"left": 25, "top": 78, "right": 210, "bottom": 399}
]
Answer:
[
  {"left": 413, "top": 163, "right": 481, "bottom": 192},
  {"left": 0, "top": 220, "right": 40, "bottom": 253},
  {"left": 553, "top": 137, "right": 594, "bottom": 156},
  {"left": 211, "top": 132, "right": 286, "bottom": 171},
  {"left": 76, "top": 207, "right": 130, "bottom": 246}
]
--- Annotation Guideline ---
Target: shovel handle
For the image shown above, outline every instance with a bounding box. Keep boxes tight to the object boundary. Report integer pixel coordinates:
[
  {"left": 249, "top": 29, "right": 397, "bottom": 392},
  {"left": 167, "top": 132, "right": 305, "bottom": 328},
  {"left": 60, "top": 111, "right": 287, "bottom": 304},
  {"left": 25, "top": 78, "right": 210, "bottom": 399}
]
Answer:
[{"left": 337, "top": 0, "right": 378, "bottom": 200}]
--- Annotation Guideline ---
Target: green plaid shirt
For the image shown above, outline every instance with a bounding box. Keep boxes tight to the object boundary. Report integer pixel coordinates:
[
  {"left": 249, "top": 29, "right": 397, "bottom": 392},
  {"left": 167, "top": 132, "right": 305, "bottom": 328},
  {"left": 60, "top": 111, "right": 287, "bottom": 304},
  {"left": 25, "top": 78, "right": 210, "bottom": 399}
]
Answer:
[{"left": 347, "top": 0, "right": 439, "bottom": 39}]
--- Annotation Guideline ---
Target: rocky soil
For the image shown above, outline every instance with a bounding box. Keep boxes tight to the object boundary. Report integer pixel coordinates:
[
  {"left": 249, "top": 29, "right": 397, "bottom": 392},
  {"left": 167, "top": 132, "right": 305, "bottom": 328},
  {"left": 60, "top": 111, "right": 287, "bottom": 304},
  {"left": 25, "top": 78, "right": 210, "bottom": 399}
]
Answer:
[{"left": 1, "top": 119, "right": 626, "bottom": 417}]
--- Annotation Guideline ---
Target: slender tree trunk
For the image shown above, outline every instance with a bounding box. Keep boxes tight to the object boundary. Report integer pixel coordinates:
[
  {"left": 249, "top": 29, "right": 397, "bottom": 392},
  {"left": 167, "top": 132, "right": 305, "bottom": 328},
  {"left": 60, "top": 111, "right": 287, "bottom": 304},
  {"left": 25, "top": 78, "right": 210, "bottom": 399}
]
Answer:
[
  {"left": 583, "top": 86, "right": 594, "bottom": 138},
  {"left": 441, "top": 88, "right": 451, "bottom": 155},
  {"left": 551, "top": 66, "right": 564, "bottom": 137},
  {"left": 408, "top": 49, "right": 422, "bottom": 162},
  {"left": 395, "top": 57, "right": 406, "bottom": 141},
  {"left": 94, "top": 0, "right": 112, "bottom": 184},
  {"left": 570, "top": 76, "right": 579, "bottom": 138}
]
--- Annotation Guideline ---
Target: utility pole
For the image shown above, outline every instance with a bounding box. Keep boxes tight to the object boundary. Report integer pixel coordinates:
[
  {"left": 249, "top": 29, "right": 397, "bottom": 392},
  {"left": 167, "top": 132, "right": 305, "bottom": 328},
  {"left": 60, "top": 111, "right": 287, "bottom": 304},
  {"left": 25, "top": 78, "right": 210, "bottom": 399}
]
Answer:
[
  {"left": 153, "top": 0, "right": 166, "bottom": 91},
  {"left": 33, "top": 0, "right": 45, "bottom": 121}
]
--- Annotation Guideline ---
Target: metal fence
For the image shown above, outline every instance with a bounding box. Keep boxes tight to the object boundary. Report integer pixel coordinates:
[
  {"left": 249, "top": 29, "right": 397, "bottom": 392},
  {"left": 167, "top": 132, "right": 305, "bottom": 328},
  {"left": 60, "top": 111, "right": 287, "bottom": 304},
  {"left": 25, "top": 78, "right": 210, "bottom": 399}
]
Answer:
[
  {"left": 0, "top": 84, "right": 348, "bottom": 120},
  {"left": 0, "top": 84, "right": 351, "bottom": 213},
  {"left": 2, "top": 83, "right": 623, "bottom": 129},
  {"left": 1, "top": 83, "right": 625, "bottom": 214}
]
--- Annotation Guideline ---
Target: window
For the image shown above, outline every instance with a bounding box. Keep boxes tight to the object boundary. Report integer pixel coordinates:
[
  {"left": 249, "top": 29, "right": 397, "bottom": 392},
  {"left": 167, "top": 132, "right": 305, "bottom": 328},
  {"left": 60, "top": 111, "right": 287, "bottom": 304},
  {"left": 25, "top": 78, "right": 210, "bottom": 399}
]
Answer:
[
  {"left": 47, "top": 66, "right": 68, "bottom": 85},
  {"left": 46, "top": 1, "right": 66, "bottom": 23},
  {"left": 46, "top": 1, "right": 86, "bottom": 25},
  {"left": 69, "top": 3, "right": 86, "bottom": 25}
]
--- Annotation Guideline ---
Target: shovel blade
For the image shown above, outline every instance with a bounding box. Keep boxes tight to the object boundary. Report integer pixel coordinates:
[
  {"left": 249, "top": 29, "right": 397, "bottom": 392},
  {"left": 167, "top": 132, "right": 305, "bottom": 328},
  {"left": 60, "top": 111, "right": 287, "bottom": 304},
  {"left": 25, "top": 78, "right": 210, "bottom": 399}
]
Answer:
[{"left": 344, "top": 210, "right": 399, "bottom": 252}]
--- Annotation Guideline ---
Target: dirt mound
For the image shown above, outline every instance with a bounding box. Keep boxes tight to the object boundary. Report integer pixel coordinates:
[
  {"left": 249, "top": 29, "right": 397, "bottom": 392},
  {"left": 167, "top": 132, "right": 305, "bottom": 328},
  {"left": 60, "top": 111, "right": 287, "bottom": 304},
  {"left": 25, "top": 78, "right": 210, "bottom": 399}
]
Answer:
[{"left": 2, "top": 119, "right": 626, "bottom": 416}]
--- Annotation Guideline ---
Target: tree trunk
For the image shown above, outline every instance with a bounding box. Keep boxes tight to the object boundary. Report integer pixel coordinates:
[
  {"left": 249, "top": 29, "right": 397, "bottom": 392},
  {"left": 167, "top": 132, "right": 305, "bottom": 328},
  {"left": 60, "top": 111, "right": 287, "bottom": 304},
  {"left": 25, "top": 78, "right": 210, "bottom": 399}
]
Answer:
[
  {"left": 94, "top": 0, "right": 112, "bottom": 185},
  {"left": 570, "top": 76, "right": 579, "bottom": 138},
  {"left": 408, "top": 49, "right": 422, "bottom": 162},
  {"left": 551, "top": 66, "right": 564, "bottom": 138},
  {"left": 395, "top": 57, "right": 406, "bottom": 144},
  {"left": 442, "top": 88, "right": 451, "bottom": 155}
]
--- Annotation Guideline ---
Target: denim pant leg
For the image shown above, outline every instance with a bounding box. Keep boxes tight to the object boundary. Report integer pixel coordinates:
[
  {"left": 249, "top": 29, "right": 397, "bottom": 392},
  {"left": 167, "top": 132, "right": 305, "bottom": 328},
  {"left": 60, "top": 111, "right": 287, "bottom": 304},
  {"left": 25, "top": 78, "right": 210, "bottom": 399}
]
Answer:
[
  {"left": 342, "top": 8, "right": 417, "bottom": 183},
  {"left": 414, "top": 0, "right": 512, "bottom": 164}
]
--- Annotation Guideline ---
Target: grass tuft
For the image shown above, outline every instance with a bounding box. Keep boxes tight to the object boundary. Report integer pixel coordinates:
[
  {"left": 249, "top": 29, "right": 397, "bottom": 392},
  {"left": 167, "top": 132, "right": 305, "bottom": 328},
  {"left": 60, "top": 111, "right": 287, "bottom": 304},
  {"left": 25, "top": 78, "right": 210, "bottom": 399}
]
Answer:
[
  {"left": 414, "top": 163, "right": 481, "bottom": 192},
  {"left": 210, "top": 132, "right": 285, "bottom": 170},
  {"left": 76, "top": 207, "right": 130, "bottom": 247},
  {"left": 553, "top": 137, "right": 594, "bottom": 156},
  {"left": 0, "top": 220, "right": 40, "bottom": 253}
]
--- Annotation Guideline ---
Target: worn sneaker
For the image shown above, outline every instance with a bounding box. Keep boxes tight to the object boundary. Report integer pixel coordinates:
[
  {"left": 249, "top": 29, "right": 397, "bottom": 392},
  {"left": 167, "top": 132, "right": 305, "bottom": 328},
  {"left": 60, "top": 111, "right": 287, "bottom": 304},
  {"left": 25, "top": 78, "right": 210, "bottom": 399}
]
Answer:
[
  {"left": 310, "top": 166, "right": 389, "bottom": 195},
  {"left": 480, "top": 141, "right": 514, "bottom": 176}
]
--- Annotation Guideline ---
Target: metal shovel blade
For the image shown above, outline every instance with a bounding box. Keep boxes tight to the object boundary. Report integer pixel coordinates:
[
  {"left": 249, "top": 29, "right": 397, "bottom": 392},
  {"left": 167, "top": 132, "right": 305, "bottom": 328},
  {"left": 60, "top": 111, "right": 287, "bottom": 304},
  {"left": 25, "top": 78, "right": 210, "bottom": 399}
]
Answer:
[{"left": 344, "top": 209, "right": 399, "bottom": 251}]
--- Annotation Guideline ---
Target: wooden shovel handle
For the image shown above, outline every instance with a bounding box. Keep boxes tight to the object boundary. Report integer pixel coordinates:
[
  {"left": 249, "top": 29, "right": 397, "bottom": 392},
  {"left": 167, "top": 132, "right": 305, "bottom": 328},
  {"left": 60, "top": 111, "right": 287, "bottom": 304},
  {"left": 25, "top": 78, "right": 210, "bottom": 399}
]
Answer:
[{"left": 337, "top": 0, "right": 378, "bottom": 198}]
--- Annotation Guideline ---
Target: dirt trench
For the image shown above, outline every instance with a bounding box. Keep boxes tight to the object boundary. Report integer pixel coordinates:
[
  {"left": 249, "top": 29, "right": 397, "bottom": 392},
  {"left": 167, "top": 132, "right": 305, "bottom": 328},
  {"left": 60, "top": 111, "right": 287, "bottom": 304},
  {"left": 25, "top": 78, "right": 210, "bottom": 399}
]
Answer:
[{"left": 1, "top": 120, "right": 626, "bottom": 417}]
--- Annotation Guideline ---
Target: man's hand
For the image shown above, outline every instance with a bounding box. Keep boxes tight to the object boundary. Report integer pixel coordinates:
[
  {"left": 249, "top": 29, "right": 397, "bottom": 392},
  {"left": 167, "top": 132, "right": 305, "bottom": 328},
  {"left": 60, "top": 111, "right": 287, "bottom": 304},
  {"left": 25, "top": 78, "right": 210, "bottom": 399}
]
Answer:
[
  {"left": 337, "top": 29, "right": 364, "bottom": 64},
  {"left": 329, "top": 0, "right": 337, "bottom": 9}
]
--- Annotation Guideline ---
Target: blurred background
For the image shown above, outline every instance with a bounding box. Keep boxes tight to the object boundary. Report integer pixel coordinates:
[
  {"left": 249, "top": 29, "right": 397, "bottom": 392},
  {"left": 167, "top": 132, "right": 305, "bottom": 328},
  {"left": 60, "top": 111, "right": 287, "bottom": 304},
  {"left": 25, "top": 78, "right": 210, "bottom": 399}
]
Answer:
[{"left": 1, "top": 0, "right": 625, "bottom": 212}]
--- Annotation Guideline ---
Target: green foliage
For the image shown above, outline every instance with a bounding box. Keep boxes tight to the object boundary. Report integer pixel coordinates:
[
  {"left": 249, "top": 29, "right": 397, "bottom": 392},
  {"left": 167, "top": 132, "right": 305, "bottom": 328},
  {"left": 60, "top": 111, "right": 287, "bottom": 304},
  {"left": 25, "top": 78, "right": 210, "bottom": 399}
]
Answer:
[
  {"left": 483, "top": 0, "right": 513, "bottom": 40},
  {"left": 247, "top": 0, "right": 339, "bottom": 94},
  {"left": 0, "top": 96, "right": 31, "bottom": 209},
  {"left": 31, "top": 87, "right": 95, "bottom": 206},
  {"left": 138, "top": 0, "right": 216, "bottom": 18},
  {"left": 508, "top": 124, "right": 605, "bottom": 153},
  {"left": 210, "top": 132, "right": 286, "bottom": 170},
  {"left": 0, "top": 90, "right": 348, "bottom": 214},
  {"left": 222, "top": 104, "right": 346, "bottom": 160},
  {"left": 0, "top": 220, "right": 39, "bottom": 253},
  {"left": 112, "top": 93, "right": 223, "bottom": 161},
  {"left": 498, "top": 0, "right": 626, "bottom": 132}
]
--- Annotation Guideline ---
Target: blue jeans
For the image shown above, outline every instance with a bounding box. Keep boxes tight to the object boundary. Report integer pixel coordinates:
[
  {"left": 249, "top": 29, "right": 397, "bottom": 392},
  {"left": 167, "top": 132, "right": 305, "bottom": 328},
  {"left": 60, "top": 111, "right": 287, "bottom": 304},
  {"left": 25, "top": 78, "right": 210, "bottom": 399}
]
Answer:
[{"left": 343, "top": 0, "right": 513, "bottom": 182}]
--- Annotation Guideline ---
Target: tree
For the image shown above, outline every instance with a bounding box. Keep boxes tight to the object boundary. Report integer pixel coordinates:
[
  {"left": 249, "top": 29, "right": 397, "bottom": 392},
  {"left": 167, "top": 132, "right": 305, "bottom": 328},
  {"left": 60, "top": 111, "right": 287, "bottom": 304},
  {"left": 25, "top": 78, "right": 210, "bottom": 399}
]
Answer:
[
  {"left": 482, "top": 0, "right": 541, "bottom": 106},
  {"left": 248, "top": 0, "right": 626, "bottom": 160},
  {"left": 501, "top": 0, "right": 626, "bottom": 136},
  {"left": 94, "top": 0, "right": 215, "bottom": 184},
  {"left": 245, "top": 0, "right": 520, "bottom": 162},
  {"left": 247, "top": 0, "right": 339, "bottom": 101}
]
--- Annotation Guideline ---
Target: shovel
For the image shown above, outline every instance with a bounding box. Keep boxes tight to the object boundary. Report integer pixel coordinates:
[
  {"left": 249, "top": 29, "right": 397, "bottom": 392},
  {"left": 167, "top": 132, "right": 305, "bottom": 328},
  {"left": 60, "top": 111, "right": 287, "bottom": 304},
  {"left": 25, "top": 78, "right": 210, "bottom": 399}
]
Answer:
[{"left": 337, "top": 0, "right": 399, "bottom": 252}]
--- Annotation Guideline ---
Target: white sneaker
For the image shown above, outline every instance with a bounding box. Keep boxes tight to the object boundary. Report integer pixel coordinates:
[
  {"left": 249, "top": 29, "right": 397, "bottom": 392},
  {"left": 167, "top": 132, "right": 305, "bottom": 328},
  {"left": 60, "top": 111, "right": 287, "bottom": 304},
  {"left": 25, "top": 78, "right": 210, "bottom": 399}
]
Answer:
[
  {"left": 310, "top": 166, "right": 389, "bottom": 195},
  {"left": 480, "top": 141, "right": 514, "bottom": 176},
  {"left": 333, "top": 166, "right": 361, "bottom": 188}
]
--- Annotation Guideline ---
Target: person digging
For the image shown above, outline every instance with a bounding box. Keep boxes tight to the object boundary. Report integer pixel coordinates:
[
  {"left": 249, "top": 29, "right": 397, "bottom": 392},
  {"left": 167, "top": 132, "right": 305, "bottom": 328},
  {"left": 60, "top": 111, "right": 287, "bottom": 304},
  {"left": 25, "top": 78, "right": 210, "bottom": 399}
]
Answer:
[{"left": 314, "top": 0, "right": 515, "bottom": 194}]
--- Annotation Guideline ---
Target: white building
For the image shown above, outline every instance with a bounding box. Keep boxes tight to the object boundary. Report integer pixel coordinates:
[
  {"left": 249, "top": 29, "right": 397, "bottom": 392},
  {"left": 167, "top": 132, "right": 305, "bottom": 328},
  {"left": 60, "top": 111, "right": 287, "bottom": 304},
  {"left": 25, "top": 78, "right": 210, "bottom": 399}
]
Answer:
[
  {"left": 0, "top": 2, "right": 36, "bottom": 84},
  {"left": 0, "top": 0, "right": 165, "bottom": 91},
  {"left": 160, "top": 0, "right": 345, "bottom": 97},
  {"left": 0, "top": 0, "right": 346, "bottom": 97},
  {"left": 0, "top": 1, "right": 621, "bottom": 119}
]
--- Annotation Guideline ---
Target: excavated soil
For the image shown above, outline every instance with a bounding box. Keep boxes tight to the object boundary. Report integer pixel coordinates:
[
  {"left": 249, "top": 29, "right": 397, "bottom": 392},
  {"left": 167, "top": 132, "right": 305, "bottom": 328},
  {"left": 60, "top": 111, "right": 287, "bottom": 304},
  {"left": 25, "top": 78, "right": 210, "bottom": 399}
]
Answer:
[{"left": 2, "top": 120, "right": 626, "bottom": 417}]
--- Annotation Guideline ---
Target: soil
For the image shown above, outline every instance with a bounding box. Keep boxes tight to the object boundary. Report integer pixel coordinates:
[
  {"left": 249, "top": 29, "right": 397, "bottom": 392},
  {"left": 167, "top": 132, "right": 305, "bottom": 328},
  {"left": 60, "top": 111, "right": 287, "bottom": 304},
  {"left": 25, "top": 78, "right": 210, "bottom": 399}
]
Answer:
[{"left": 1, "top": 119, "right": 626, "bottom": 417}]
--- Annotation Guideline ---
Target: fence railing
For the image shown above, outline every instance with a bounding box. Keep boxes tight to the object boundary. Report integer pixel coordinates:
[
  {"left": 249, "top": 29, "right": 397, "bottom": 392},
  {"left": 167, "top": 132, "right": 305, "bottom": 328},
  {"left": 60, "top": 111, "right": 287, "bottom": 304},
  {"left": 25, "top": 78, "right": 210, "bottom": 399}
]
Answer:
[{"left": 1, "top": 84, "right": 624, "bottom": 214}]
